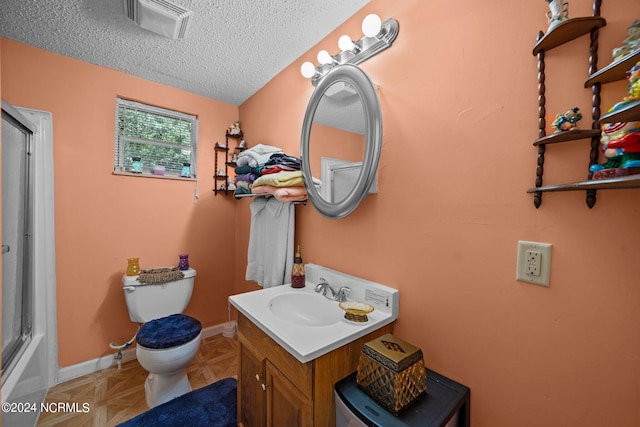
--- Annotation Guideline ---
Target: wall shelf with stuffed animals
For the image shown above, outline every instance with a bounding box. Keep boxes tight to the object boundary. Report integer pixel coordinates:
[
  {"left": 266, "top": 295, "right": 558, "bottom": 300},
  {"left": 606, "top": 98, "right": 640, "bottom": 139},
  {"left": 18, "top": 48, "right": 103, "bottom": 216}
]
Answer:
[
  {"left": 214, "top": 121, "right": 246, "bottom": 196},
  {"left": 528, "top": 0, "right": 640, "bottom": 208}
]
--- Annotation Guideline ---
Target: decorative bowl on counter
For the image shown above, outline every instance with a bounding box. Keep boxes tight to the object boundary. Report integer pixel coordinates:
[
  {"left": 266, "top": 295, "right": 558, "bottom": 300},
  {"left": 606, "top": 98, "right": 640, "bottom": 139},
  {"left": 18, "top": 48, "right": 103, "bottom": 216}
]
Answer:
[{"left": 340, "top": 301, "right": 374, "bottom": 322}]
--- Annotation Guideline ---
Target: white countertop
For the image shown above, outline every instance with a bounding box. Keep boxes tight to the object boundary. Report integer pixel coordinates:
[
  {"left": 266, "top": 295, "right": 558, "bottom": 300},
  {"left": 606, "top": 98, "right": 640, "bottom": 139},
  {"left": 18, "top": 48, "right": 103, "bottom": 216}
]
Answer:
[{"left": 229, "top": 264, "right": 399, "bottom": 363}]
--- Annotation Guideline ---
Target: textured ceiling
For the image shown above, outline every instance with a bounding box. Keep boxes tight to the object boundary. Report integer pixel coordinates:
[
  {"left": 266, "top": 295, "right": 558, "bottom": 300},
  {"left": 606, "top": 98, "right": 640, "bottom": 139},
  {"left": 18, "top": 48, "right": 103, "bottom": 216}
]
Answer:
[{"left": 0, "top": 0, "right": 370, "bottom": 105}]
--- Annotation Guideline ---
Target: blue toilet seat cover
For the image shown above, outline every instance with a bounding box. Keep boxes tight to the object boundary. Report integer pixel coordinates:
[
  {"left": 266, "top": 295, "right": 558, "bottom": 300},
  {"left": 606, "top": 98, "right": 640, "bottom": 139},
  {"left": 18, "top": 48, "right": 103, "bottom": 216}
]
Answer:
[{"left": 137, "top": 314, "right": 202, "bottom": 349}]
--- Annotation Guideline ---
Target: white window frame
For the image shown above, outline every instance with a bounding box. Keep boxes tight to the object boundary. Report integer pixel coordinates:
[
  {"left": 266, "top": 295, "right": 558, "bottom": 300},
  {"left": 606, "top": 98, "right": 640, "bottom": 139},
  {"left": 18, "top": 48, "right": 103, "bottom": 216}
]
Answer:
[{"left": 114, "top": 98, "right": 198, "bottom": 180}]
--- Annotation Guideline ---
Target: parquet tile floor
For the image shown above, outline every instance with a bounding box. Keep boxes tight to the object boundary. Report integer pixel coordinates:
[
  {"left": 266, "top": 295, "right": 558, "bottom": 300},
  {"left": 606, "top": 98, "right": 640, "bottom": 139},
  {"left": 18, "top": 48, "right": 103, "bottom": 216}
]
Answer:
[{"left": 36, "top": 334, "right": 238, "bottom": 427}]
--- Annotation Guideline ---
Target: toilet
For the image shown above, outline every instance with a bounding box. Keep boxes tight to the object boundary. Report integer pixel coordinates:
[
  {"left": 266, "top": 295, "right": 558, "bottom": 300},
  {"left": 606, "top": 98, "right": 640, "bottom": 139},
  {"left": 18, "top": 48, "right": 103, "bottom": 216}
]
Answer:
[{"left": 122, "top": 267, "right": 201, "bottom": 408}]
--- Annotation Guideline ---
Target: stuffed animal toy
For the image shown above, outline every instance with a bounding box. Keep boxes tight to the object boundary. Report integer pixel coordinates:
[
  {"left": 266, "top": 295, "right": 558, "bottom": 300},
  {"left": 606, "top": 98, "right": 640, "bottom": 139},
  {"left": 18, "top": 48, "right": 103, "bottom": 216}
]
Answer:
[
  {"left": 623, "top": 61, "right": 640, "bottom": 102},
  {"left": 552, "top": 107, "right": 582, "bottom": 132},
  {"left": 228, "top": 121, "right": 242, "bottom": 135},
  {"left": 590, "top": 119, "right": 640, "bottom": 173},
  {"left": 612, "top": 20, "right": 640, "bottom": 62},
  {"left": 589, "top": 63, "right": 640, "bottom": 176}
]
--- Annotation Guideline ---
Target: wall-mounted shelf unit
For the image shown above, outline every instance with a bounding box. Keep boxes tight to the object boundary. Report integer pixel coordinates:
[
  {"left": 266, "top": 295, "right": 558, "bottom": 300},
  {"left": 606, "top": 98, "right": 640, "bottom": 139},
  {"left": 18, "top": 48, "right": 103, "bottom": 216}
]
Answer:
[
  {"left": 529, "top": 0, "right": 640, "bottom": 208},
  {"left": 528, "top": 174, "right": 640, "bottom": 192},
  {"left": 598, "top": 98, "right": 640, "bottom": 124},
  {"left": 532, "top": 17, "right": 605, "bottom": 55},
  {"left": 533, "top": 129, "right": 602, "bottom": 146},
  {"left": 584, "top": 49, "right": 640, "bottom": 87},
  {"left": 213, "top": 131, "right": 244, "bottom": 196}
]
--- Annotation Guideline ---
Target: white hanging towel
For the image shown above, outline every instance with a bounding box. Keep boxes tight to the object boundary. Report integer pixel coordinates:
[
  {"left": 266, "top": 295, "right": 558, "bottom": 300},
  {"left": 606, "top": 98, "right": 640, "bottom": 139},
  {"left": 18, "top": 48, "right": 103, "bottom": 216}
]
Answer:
[{"left": 245, "top": 197, "right": 294, "bottom": 288}]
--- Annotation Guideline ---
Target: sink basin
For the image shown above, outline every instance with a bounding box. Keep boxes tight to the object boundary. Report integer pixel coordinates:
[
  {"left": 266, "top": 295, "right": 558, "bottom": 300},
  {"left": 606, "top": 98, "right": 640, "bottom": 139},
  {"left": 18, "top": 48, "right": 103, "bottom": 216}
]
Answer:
[
  {"left": 229, "top": 264, "right": 399, "bottom": 362},
  {"left": 268, "top": 292, "right": 343, "bottom": 326}
]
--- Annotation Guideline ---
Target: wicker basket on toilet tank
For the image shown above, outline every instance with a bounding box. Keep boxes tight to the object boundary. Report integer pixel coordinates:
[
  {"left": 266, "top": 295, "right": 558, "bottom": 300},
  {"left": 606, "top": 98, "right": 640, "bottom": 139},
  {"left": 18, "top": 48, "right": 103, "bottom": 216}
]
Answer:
[{"left": 356, "top": 333, "right": 427, "bottom": 415}]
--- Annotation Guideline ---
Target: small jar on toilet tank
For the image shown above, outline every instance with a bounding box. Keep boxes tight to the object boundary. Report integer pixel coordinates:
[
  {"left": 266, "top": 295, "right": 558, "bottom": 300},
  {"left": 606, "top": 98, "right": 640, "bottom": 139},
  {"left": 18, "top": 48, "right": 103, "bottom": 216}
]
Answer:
[{"left": 178, "top": 254, "right": 190, "bottom": 270}]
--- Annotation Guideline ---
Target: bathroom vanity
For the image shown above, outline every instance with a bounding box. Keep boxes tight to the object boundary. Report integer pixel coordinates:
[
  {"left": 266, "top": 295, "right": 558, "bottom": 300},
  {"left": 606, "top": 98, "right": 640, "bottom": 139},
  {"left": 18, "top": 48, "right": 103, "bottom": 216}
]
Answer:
[
  {"left": 237, "top": 313, "right": 392, "bottom": 427},
  {"left": 229, "top": 264, "right": 399, "bottom": 427}
]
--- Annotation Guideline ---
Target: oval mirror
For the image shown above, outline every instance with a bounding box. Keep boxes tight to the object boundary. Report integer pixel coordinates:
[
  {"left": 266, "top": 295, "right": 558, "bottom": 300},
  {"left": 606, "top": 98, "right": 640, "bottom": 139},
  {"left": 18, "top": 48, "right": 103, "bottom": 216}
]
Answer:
[{"left": 300, "top": 64, "right": 382, "bottom": 219}]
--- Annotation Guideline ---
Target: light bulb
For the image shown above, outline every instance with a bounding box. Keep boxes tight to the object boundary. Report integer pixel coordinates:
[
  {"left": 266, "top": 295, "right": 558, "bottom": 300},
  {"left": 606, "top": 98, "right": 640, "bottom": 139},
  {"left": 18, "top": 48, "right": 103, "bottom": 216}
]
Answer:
[
  {"left": 338, "top": 35, "right": 355, "bottom": 51},
  {"left": 317, "top": 50, "right": 333, "bottom": 65},
  {"left": 362, "top": 14, "right": 382, "bottom": 37},
  {"left": 300, "top": 62, "right": 316, "bottom": 78}
]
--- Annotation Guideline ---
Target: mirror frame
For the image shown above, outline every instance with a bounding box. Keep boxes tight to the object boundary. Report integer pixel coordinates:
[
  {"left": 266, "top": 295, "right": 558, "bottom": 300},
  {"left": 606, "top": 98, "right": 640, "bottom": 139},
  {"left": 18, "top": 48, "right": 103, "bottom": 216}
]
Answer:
[{"left": 300, "top": 64, "right": 382, "bottom": 219}]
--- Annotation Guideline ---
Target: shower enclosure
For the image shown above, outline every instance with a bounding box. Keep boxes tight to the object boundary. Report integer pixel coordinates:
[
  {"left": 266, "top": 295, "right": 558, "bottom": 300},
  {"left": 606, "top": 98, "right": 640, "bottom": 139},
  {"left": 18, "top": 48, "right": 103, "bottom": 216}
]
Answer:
[
  {"left": 2, "top": 100, "right": 34, "bottom": 386},
  {"left": 2, "top": 101, "right": 57, "bottom": 427}
]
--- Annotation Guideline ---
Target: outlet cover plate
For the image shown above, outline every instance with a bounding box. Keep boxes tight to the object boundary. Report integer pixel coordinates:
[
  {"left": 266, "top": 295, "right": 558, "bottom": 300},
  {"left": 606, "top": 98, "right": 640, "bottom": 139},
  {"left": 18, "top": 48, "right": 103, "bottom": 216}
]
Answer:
[{"left": 516, "top": 241, "right": 552, "bottom": 287}]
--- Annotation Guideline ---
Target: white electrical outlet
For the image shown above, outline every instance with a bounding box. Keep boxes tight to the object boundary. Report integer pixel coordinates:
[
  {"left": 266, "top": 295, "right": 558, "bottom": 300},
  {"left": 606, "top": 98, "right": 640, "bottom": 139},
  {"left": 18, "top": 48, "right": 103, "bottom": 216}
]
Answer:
[
  {"left": 516, "top": 241, "right": 552, "bottom": 286},
  {"left": 525, "top": 250, "right": 541, "bottom": 276}
]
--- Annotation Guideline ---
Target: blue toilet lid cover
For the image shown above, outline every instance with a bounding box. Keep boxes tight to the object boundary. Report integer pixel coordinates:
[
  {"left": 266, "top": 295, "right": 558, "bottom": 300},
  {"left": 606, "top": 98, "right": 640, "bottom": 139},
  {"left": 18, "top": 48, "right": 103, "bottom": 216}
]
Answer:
[{"left": 137, "top": 314, "right": 202, "bottom": 349}]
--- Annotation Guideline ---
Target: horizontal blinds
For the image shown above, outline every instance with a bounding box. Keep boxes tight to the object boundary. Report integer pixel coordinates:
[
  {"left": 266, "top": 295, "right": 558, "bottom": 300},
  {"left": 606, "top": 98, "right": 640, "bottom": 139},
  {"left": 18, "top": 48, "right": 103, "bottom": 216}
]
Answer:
[
  {"left": 114, "top": 98, "right": 198, "bottom": 177},
  {"left": 117, "top": 98, "right": 196, "bottom": 123}
]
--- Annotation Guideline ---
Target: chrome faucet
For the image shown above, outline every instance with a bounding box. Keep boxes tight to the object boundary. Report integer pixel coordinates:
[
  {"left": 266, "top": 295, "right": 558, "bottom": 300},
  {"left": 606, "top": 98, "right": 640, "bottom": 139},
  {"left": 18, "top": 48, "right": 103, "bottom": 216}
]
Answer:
[
  {"left": 314, "top": 278, "right": 350, "bottom": 302},
  {"left": 314, "top": 278, "right": 336, "bottom": 299},
  {"left": 336, "top": 286, "right": 351, "bottom": 302}
]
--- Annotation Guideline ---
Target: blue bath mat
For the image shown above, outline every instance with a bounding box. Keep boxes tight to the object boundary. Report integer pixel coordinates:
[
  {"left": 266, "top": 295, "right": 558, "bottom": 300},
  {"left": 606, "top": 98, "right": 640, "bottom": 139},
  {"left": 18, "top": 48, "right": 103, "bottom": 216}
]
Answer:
[{"left": 117, "top": 377, "right": 237, "bottom": 427}]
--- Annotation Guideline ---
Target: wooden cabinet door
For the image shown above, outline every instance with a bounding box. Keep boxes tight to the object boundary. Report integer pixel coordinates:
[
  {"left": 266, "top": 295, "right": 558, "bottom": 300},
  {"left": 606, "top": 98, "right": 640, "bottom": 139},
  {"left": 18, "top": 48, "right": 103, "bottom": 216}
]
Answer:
[
  {"left": 239, "top": 342, "right": 266, "bottom": 427},
  {"left": 265, "top": 360, "right": 313, "bottom": 427}
]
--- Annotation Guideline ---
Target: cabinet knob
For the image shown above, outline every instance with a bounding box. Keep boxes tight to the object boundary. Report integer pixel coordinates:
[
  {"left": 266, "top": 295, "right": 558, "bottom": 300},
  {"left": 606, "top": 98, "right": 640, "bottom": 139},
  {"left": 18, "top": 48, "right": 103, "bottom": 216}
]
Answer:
[
  {"left": 255, "top": 374, "right": 261, "bottom": 382},
  {"left": 261, "top": 383, "right": 268, "bottom": 391}
]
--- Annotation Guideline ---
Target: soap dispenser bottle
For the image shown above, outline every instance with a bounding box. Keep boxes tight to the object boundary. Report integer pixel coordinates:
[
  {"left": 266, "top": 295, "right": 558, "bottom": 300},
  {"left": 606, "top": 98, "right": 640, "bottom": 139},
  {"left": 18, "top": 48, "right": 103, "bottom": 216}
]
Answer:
[{"left": 291, "top": 245, "right": 305, "bottom": 288}]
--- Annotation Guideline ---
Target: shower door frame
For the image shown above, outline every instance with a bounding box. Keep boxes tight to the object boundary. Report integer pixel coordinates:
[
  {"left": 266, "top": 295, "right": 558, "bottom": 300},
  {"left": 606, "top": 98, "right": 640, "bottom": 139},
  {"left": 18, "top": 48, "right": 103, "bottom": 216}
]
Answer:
[
  {"left": 2, "top": 101, "right": 35, "bottom": 378},
  {"left": 1, "top": 101, "right": 57, "bottom": 409}
]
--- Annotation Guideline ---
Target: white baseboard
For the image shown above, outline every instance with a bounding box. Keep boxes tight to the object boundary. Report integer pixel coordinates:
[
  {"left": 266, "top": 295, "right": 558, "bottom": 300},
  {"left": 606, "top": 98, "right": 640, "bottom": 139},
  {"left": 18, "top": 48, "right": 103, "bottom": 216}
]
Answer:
[{"left": 55, "top": 321, "right": 234, "bottom": 385}]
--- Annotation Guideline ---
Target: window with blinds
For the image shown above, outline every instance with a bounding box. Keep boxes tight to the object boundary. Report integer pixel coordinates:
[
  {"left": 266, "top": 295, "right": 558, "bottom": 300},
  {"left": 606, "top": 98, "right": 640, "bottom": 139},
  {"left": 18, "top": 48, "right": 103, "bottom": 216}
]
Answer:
[{"left": 114, "top": 98, "right": 197, "bottom": 178}]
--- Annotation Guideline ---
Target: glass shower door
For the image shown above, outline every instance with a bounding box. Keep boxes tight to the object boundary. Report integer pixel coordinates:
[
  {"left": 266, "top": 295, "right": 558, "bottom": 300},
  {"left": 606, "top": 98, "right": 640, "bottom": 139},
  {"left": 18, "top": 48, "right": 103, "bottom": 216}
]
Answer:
[{"left": 1, "top": 105, "right": 33, "bottom": 379}]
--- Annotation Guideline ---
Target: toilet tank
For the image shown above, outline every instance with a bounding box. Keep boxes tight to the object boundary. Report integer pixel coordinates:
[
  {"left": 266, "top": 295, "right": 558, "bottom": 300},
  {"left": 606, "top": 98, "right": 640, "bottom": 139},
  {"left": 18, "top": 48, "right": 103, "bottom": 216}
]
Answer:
[{"left": 122, "top": 268, "right": 196, "bottom": 323}]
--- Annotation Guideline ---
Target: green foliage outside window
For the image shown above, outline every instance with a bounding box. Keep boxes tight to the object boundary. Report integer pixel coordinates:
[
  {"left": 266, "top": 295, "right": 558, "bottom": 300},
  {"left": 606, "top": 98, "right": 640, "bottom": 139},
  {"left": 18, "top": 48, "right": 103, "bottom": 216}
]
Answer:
[{"left": 115, "top": 100, "right": 197, "bottom": 177}]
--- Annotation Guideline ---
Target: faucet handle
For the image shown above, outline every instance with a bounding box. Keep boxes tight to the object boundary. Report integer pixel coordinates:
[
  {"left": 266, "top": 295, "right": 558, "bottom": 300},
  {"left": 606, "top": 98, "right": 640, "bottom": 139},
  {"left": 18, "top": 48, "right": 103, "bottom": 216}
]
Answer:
[
  {"left": 337, "top": 286, "right": 351, "bottom": 302},
  {"left": 314, "top": 278, "right": 329, "bottom": 293}
]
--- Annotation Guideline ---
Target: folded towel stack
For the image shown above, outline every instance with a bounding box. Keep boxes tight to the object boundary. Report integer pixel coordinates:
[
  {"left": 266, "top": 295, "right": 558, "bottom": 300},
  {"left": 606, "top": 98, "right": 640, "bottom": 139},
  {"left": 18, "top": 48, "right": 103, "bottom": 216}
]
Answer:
[
  {"left": 233, "top": 144, "right": 313, "bottom": 202},
  {"left": 137, "top": 267, "right": 185, "bottom": 285}
]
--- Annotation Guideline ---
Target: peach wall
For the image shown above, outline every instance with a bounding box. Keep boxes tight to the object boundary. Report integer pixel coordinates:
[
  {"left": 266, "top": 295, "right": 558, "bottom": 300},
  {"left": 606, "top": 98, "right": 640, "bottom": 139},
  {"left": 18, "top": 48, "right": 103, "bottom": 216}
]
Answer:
[
  {"left": 1, "top": 39, "right": 239, "bottom": 367},
  {"left": 239, "top": 1, "right": 640, "bottom": 426}
]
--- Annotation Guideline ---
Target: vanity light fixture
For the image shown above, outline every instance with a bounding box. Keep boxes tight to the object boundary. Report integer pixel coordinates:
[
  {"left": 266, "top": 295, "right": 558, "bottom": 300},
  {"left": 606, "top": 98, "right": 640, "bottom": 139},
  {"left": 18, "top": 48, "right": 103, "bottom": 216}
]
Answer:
[
  {"left": 300, "top": 62, "right": 317, "bottom": 79},
  {"left": 338, "top": 35, "right": 356, "bottom": 52},
  {"left": 317, "top": 50, "right": 334, "bottom": 65},
  {"left": 300, "top": 13, "right": 399, "bottom": 85},
  {"left": 361, "top": 13, "right": 382, "bottom": 37}
]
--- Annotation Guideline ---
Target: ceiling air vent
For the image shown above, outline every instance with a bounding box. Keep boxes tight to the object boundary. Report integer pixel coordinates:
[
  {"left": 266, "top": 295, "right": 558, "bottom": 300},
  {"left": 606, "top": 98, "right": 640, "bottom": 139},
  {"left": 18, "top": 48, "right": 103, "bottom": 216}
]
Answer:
[{"left": 124, "top": 0, "right": 192, "bottom": 39}]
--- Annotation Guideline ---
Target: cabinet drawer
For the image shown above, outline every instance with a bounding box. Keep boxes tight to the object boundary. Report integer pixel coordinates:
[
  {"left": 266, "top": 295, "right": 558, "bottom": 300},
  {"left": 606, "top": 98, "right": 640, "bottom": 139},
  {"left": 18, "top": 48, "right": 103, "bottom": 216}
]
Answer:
[{"left": 238, "top": 314, "right": 313, "bottom": 398}]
